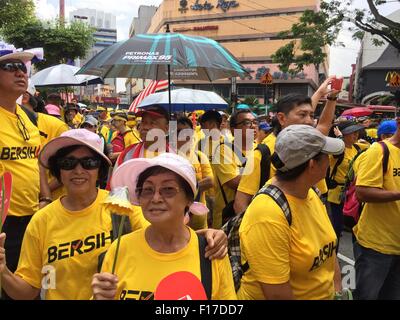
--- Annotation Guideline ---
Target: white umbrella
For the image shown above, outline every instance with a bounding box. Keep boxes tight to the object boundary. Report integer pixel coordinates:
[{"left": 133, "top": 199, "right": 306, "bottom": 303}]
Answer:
[
  {"left": 31, "top": 64, "right": 103, "bottom": 87},
  {"left": 137, "top": 88, "right": 228, "bottom": 112}
]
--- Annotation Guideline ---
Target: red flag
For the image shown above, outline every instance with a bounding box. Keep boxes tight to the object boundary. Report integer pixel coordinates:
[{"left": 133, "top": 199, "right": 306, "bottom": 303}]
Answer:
[{"left": 128, "top": 80, "right": 169, "bottom": 113}]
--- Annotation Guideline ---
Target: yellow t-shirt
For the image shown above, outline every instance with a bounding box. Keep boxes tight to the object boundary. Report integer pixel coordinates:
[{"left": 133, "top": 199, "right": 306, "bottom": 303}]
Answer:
[
  {"left": 101, "top": 227, "right": 236, "bottom": 300},
  {"left": 37, "top": 113, "right": 69, "bottom": 147},
  {"left": 366, "top": 128, "right": 378, "bottom": 139},
  {"left": 99, "top": 125, "right": 111, "bottom": 143},
  {"left": 0, "top": 105, "right": 41, "bottom": 216},
  {"left": 37, "top": 113, "right": 69, "bottom": 200},
  {"left": 238, "top": 134, "right": 276, "bottom": 196},
  {"left": 327, "top": 144, "right": 366, "bottom": 204},
  {"left": 15, "top": 189, "right": 147, "bottom": 300},
  {"left": 211, "top": 142, "right": 248, "bottom": 228},
  {"left": 238, "top": 188, "right": 337, "bottom": 300},
  {"left": 123, "top": 130, "right": 141, "bottom": 147},
  {"left": 354, "top": 140, "right": 400, "bottom": 255},
  {"left": 73, "top": 112, "right": 84, "bottom": 127},
  {"left": 111, "top": 130, "right": 141, "bottom": 151}
]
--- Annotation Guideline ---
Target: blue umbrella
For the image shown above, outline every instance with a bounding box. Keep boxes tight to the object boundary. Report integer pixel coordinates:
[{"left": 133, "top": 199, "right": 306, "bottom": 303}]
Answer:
[{"left": 77, "top": 32, "right": 248, "bottom": 114}]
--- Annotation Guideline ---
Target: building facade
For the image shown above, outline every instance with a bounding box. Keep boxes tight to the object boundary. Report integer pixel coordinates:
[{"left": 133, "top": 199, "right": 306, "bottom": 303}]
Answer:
[
  {"left": 127, "top": 5, "right": 159, "bottom": 101},
  {"left": 353, "top": 9, "right": 400, "bottom": 106},
  {"left": 138, "top": 0, "right": 328, "bottom": 103},
  {"left": 70, "top": 8, "right": 118, "bottom": 100}
]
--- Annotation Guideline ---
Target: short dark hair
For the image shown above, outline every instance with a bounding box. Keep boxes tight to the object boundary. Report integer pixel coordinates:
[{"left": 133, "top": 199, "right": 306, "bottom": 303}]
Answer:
[
  {"left": 177, "top": 116, "right": 193, "bottom": 129},
  {"left": 48, "top": 145, "right": 109, "bottom": 184},
  {"left": 200, "top": 110, "right": 222, "bottom": 127},
  {"left": 275, "top": 93, "right": 312, "bottom": 115},
  {"left": 136, "top": 166, "right": 194, "bottom": 202},
  {"left": 273, "top": 93, "right": 312, "bottom": 134},
  {"left": 273, "top": 152, "right": 324, "bottom": 181},
  {"left": 230, "top": 109, "right": 253, "bottom": 128}
]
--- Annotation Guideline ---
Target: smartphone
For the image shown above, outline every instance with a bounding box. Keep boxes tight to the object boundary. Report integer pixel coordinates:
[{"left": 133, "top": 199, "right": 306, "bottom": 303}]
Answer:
[{"left": 332, "top": 77, "right": 343, "bottom": 91}]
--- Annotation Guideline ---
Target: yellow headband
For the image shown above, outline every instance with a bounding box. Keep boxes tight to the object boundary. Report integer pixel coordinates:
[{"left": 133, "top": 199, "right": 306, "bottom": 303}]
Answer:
[{"left": 112, "top": 115, "right": 127, "bottom": 122}]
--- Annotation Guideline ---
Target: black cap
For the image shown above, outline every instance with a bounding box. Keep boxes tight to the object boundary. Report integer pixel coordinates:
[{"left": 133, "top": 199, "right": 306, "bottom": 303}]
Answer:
[{"left": 338, "top": 121, "right": 364, "bottom": 135}]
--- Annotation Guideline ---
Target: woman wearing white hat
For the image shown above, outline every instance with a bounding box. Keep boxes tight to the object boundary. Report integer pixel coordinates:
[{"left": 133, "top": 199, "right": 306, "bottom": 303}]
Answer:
[{"left": 92, "top": 153, "right": 236, "bottom": 300}]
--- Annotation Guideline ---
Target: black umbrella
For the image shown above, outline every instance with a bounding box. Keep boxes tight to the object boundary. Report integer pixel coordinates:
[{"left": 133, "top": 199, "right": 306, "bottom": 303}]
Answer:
[{"left": 76, "top": 32, "right": 248, "bottom": 114}]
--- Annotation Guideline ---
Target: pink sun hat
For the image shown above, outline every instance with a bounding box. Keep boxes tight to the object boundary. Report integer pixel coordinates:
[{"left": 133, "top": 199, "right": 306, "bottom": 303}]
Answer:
[
  {"left": 45, "top": 104, "right": 61, "bottom": 116},
  {"left": 39, "top": 129, "right": 111, "bottom": 168}
]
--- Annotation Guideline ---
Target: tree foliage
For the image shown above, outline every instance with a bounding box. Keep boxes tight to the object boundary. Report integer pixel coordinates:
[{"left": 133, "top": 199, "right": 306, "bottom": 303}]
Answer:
[
  {"left": 0, "top": 0, "right": 36, "bottom": 31},
  {"left": 272, "top": 0, "right": 400, "bottom": 74},
  {"left": 0, "top": 1, "right": 95, "bottom": 70}
]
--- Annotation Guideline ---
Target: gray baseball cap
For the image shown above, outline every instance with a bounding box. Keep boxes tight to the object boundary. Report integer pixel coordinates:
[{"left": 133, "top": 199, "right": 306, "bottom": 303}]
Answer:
[
  {"left": 82, "top": 115, "right": 98, "bottom": 127},
  {"left": 274, "top": 124, "right": 345, "bottom": 172}
]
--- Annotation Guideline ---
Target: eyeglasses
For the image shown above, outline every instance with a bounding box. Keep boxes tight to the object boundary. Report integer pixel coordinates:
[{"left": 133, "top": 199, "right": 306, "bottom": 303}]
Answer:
[
  {"left": 0, "top": 62, "right": 28, "bottom": 74},
  {"left": 135, "top": 186, "right": 181, "bottom": 200},
  {"left": 16, "top": 113, "right": 30, "bottom": 141},
  {"left": 236, "top": 120, "right": 259, "bottom": 127},
  {"left": 57, "top": 157, "right": 102, "bottom": 170}
]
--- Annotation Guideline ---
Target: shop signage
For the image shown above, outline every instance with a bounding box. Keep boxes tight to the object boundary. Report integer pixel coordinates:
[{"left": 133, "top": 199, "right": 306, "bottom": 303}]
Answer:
[
  {"left": 386, "top": 71, "right": 400, "bottom": 87},
  {"left": 173, "top": 25, "right": 219, "bottom": 32},
  {"left": 243, "top": 66, "right": 306, "bottom": 81},
  {"left": 179, "top": 0, "right": 239, "bottom": 13}
]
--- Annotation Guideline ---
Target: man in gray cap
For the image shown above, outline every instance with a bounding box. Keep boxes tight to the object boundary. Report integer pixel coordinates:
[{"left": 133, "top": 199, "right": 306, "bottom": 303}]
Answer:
[{"left": 238, "top": 124, "right": 345, "bottom": 300}]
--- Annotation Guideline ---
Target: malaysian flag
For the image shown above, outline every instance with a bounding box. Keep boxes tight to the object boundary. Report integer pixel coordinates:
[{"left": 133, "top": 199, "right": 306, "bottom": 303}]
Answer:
[{"left": 129, "top": 80, "right": 169, "bottom": 112}]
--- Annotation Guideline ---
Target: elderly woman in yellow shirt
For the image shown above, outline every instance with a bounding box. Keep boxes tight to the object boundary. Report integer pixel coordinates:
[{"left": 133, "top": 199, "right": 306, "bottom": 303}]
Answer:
[{"left": 92, "top": 153, "right": 236, "bottom": 300}]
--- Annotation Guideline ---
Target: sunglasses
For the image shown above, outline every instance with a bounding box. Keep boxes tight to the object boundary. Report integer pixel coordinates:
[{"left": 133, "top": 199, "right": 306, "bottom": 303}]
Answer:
[
  {"left": 0, "top": 62, "right": 28, "bottom": 74},
  {"left": 236, "top": 120, "right": 259, "bottom": 127},
  {"left": 57, "top": 157, "right": 102, "bottom": 171},
  {"left": 135, "top": 186, "right": 181, "bottom": 200}
]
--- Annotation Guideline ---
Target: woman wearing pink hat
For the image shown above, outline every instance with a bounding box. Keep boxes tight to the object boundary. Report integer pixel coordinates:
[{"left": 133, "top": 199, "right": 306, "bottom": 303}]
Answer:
[
  {"left": 0, "top": 129, "right": 148, "bottom": 300},
  {"left": 92, "top": 153, "right": 236, "bottom": 300}
]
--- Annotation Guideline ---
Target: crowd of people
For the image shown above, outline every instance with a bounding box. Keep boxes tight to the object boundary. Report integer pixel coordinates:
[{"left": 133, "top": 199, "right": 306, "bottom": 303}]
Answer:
[{"left": 0, "top": 45, "right": 399, "bottom": 300}]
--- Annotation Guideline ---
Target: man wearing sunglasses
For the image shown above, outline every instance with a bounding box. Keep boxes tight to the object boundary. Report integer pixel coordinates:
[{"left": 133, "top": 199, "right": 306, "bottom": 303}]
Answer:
[{"left": 0, "top": 44, "right": 44, "bottom": 299}]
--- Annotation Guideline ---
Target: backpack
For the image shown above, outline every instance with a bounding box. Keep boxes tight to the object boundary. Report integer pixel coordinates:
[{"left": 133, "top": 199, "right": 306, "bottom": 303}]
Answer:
[
  {"left": 326, "top": 144, "right": 361, "bottom": 190},
  {"left": 341, "top": 142, "right": 389, "bottom": 228},
  {"left": 20, "top": 105, "right": 48, "bottom": 139},
  {"left": 256, "top": 143, "right": 272, "bottom": 189},
  {"left": 221, "top": 184, "right": 293, "bottom": 292},
  {"left": 97, "top": 214, "right": 212, "bottom": 299},
  {"left": 215, "top": 140, "right": 247, "bottom": 225}
]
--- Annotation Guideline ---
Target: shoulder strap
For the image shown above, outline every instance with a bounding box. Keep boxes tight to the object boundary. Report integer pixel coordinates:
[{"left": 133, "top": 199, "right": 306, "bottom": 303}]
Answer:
[
  {"left": 197, "top": 234, "right": 212, "bottom": 300},
  {"left": 255, "top": 184, "right": 292, "bottom": 226},
  {"left": 354, "top": 144, "right": 361, "bottom": 153},
  {"left": 256, "top": 144, "right": 271, "bottom": 189},
  {"left": 378, "top": 141, "right": 390, "bottom": 174},
  {"left": 219, "top": 140, "right": 246, "bottom": 167},
  {"left": 20, "top": 105, "right": 38, "bottom": 127},
  {"left": 20, "top": 105, "right": 48, "bottom": 138},
  {"left": 330, "top": 152, "right": 345, "bottom": 180},
  {"left": 216, "top": 176, "right": 229, "bottom": 206}
]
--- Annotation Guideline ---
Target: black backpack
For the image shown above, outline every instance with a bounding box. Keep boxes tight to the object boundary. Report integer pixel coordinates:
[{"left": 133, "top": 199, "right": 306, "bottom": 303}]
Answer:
[
  {"left": 326, "top": 144, "right": 361, "bottom": 190},
  {"left": 256, "top": 143, "right": 272, "bottom": 189}
]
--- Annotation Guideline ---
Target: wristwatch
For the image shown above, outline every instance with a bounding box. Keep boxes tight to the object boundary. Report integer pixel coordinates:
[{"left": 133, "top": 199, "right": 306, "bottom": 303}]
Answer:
[{"left": 327, "top": 95, "right": 338, "bottom": 101}]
